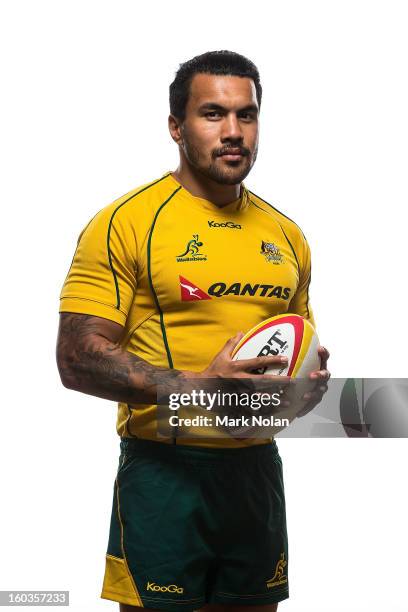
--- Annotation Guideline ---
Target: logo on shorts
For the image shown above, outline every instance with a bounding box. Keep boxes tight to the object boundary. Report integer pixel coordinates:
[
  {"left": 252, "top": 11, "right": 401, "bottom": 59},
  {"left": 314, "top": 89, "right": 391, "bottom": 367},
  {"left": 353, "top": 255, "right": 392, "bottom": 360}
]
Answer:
[
  {"left": 266, "top": 553, "right": 288, "bottom": 588},
  {"left": 146, "top": 582, "right": 184, "bottom": 594},
  {"left": 177, "top": 234, "right": 207, "bottom": 262},
  {"left": 261, "top": 241, "right": 284, "bottom": 264}
]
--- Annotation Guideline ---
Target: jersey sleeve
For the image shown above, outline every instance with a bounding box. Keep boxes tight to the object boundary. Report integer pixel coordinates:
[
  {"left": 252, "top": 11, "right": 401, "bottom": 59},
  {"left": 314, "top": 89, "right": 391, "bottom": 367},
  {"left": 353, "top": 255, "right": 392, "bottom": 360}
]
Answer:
[
  {"left": 288, "top": 233, "right": 316, "bottom": 329},
  {"left": 59, "top": 205, "right": 137, "bottom": 326}
]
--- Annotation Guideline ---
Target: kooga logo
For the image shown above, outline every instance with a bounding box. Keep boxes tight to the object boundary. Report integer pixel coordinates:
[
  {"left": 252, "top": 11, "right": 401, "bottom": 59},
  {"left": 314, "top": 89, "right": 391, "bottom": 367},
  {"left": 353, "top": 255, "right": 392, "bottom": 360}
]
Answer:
[
  {"left": 146, "top": 582, "right": 184, "bottom": 594},
  {"left": 208, "top": 220, "right": 242, "bottom": 229}
]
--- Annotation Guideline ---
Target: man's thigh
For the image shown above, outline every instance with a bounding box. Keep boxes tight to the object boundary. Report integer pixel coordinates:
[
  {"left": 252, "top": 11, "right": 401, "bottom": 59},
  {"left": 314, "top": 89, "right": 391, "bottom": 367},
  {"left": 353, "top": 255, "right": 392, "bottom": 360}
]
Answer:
[
  {"left": 119, "top": 605, "right": 279, "bottom": 612},
  {"left": 120, "top": 607, "right": 159, "bottom": 612},
  {"left": 200, "top": 604, "right": 279, "bottom": 612}
]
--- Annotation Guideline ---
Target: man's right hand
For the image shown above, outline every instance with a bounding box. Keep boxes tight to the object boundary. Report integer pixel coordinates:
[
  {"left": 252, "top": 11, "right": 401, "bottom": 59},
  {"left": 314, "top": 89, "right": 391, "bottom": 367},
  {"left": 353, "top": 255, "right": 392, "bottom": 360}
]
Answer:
[{"left": 192, "top": 332, "right": 291, "bottom": 382}]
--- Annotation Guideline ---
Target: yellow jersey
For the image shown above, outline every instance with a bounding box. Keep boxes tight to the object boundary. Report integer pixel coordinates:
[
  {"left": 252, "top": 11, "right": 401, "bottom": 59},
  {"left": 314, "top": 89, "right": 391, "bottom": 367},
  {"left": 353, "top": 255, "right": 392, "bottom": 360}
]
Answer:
[{"left": 60, "top": 171, "right": 314, "bottom": 447}]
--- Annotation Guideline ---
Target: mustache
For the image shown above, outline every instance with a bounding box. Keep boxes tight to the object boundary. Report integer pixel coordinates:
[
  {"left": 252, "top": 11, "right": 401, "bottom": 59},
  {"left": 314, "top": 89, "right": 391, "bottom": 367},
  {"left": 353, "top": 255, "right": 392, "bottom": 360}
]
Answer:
[{"left": 213, "top": 145, "right": 251, "bottom": 158}]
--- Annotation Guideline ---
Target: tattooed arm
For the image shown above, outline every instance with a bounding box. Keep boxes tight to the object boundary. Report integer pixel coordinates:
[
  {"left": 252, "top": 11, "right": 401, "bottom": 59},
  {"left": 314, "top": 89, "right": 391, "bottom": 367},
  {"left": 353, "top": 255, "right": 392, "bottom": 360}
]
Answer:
[
  {"left": 56, "top": 312, "right": 291, "bottom": 404},
  {"left": 56, "top": 312, "right": 185, "bottom": 404}
]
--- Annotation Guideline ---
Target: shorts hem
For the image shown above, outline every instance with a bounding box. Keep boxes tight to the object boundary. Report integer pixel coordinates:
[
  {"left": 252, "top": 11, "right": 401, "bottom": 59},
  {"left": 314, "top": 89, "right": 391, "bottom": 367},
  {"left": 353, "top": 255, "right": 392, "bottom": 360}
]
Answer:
[
  {"left": 211, "top": 589, "right": 289, "bottom": 605},
  {"left": 101, "top": 589, "right": 204, "bottom": 610},
  {"left": 100, "top": 588, "right": 140, "bottom": 607}
]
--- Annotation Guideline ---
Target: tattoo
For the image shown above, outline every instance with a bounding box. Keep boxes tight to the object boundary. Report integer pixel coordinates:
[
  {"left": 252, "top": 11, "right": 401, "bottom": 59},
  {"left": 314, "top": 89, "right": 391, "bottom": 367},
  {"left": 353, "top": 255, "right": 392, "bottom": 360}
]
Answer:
[{"left": 56, "top": 313, "right": 184, "bottom": 404}]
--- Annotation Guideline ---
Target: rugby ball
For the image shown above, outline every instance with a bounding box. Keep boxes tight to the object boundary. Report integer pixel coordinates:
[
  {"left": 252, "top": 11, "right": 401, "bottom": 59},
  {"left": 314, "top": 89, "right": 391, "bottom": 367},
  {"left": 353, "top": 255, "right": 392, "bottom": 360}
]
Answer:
[{"left": 231, "top": 313, "right": 320, "bottom": 378}]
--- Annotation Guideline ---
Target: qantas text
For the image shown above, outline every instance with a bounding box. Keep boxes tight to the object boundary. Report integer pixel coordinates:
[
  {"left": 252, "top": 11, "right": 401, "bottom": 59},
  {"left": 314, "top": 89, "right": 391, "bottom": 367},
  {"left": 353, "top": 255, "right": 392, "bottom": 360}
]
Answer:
[{"left": 207, "top": 282, "right": 292, "bottom": 299}]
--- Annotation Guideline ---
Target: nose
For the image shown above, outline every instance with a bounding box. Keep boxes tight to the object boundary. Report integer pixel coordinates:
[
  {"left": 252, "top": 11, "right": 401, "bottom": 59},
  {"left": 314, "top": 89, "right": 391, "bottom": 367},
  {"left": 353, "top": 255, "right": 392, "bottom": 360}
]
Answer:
[{"left": 220, "top": 112, "right": 244, "bottom": 143}]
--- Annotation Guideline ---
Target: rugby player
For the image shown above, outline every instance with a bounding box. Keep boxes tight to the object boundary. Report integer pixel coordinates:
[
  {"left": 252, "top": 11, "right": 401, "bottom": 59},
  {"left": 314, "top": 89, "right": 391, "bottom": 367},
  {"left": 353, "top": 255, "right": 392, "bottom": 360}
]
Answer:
[{"left": 57, "top": 50, "right": 330, "bottom": 612}]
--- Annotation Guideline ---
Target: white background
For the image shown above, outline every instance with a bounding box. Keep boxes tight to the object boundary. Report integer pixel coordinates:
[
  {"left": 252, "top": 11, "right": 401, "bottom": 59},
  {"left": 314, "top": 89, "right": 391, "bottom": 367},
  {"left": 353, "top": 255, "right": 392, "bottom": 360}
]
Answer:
[{"left": 1, "top": 1, "right": 407, "bottom": 611}]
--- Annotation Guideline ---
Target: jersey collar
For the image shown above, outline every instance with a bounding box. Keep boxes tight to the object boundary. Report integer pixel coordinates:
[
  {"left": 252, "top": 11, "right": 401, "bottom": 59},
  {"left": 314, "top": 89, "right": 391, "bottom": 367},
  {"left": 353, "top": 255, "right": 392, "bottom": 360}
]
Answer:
[{"left": 163, "top": 171, "right": 250, "bottom": 215}]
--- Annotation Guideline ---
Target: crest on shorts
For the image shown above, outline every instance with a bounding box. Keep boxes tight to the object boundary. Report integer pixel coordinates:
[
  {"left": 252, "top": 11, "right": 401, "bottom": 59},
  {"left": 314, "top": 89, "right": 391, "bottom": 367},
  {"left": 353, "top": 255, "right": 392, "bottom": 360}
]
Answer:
[
  {"left": 260, "top": 241, "right": 284, "bottom": 264},
  {"left": 266, "top": 553, "right": 288, "bottom": 588}
]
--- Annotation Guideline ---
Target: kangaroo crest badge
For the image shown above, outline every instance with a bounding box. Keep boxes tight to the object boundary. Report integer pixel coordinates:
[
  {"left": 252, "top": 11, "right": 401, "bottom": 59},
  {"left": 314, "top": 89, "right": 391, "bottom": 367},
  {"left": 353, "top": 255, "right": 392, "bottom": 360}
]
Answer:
[{"left": 260, "top": 241, "right": 284, "bottom": 264}]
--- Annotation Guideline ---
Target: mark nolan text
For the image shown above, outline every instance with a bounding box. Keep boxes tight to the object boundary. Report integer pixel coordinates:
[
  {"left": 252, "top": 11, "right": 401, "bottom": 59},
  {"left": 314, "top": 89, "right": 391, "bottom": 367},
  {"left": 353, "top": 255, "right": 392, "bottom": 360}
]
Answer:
[{"left": 168, "top": 415, "right": 290, "bottom": 427}]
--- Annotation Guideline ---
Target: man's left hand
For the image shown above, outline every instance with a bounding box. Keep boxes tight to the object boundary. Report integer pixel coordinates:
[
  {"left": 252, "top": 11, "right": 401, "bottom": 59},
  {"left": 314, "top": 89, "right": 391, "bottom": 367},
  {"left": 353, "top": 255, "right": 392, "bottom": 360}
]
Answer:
[{"left": 297, "top": 345, "right": 331, "bottom": 417}]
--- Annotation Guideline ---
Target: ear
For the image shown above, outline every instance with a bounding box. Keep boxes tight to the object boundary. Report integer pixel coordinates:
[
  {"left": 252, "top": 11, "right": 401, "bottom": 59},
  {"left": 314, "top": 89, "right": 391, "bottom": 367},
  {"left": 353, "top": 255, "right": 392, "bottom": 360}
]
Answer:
[{"left": 168, "top": 114, "right": 183, "bottom": 145}]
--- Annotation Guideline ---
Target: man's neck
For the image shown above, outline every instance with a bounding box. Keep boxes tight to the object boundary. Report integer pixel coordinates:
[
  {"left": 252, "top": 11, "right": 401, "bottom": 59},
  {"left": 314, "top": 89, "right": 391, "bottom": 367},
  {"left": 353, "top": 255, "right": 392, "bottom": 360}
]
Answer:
[{"left": 171, "top": 166, "right": 241, "bottom": 208}]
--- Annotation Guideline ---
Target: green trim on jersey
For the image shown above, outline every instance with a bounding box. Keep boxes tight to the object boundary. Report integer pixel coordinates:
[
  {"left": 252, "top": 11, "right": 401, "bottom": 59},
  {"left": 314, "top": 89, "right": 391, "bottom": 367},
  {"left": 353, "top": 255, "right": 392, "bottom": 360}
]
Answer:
[
  {"left": 249, "top": 189, "right": 307, "bottom": 239},
  {"left": 107, "top": 173, "right": 171, "bottom": 310},
  {"left": 147, "top": 186, "right": 182, "bottom": 368}
]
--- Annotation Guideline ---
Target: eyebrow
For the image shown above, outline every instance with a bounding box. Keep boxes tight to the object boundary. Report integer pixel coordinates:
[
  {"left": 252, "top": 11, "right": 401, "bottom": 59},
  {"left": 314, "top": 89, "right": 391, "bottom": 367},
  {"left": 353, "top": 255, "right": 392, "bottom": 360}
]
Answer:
[{"left": 198, "top": 102, "right": 259, "bottom": 113}]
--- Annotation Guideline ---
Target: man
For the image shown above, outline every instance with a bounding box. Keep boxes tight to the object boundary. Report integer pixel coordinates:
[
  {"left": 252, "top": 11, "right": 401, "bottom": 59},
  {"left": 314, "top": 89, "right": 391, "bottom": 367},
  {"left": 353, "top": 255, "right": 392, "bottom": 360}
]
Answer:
[{"left": 57, "top": 50, "right": 329, "bottom": 612}]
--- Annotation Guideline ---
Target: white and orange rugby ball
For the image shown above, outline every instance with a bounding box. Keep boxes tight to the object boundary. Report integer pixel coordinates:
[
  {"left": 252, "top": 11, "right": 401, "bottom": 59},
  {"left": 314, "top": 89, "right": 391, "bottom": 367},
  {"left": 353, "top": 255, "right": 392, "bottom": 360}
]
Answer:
[{"left": 231, "top": 313, "right": 320, "bottom": 377}]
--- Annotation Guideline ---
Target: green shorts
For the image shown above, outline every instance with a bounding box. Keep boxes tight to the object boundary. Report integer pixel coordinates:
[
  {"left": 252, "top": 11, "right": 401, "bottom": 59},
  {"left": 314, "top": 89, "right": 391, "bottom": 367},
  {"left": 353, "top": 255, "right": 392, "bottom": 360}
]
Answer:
[{"left": 101, "top": 438, "right": 289, "bottom": 610}]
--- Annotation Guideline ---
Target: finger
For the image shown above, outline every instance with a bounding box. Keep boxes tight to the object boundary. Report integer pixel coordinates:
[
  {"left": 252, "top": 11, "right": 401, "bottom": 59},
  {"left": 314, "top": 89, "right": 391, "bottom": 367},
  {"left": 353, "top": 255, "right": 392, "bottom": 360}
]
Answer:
[
  {"left": 317, "top": 345, "right": 330, "bottom": 368},
  {"left": 261, "top": 373, "right": 292, "bottom": 381},
  {"left": 318, "top": 345, "right": 330, "bottom": 356},
  {"left": 232, "top": 331, "right": 245, "bottom": 345},
  {"left": 309, "top": 369, "right": 331, "bottom": 380},
  {"left": 219, "top": 332, "right": 245, "bottom": 356},
  {"left": 297, "top": 403, "right": 317, "bottom": 418},
  {"left": 297, "top": 389, "right": 328, "bottom": 417},
  {"left": 232, "top": 373, "right": 293, "bottom": 390},
  {"left": 233, "top": 372, "right": 292, "bottom": 382},
  {"left": 303, "top": 385, "right": 328, "bottom": 402},
  {"left": 234, "top": 355, "right": 288, "bottom": 372}
]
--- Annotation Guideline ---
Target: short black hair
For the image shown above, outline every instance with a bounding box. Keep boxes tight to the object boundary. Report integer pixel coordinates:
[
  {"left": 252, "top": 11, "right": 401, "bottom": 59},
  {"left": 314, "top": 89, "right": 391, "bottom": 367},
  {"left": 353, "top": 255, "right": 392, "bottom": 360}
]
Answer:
[{"left": 169, "top": 50, "right": 262, "bottom": 121}]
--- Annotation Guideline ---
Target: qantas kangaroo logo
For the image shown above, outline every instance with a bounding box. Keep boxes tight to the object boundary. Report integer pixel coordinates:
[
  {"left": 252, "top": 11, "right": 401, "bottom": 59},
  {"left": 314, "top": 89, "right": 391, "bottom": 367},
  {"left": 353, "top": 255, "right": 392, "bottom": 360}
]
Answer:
[{"left": 179, "top": 276, "right": 211, "bottom": 301}]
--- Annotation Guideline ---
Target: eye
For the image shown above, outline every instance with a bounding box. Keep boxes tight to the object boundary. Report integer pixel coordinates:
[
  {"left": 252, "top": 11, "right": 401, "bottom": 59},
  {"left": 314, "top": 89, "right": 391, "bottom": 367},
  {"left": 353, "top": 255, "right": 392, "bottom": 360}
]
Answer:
[
  {"left": 205, "top": 111, "right": 222, "bottom": 119},
  {"left": 239, "top": 112, "right": 256, "bottom": 122}
]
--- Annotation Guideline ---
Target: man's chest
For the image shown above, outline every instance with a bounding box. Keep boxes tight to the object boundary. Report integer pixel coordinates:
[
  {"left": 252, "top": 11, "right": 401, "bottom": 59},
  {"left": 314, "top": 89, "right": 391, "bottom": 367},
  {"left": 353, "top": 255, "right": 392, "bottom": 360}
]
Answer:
[{"left": 139, "top": 204, "right": 300, "bottom": 312}]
